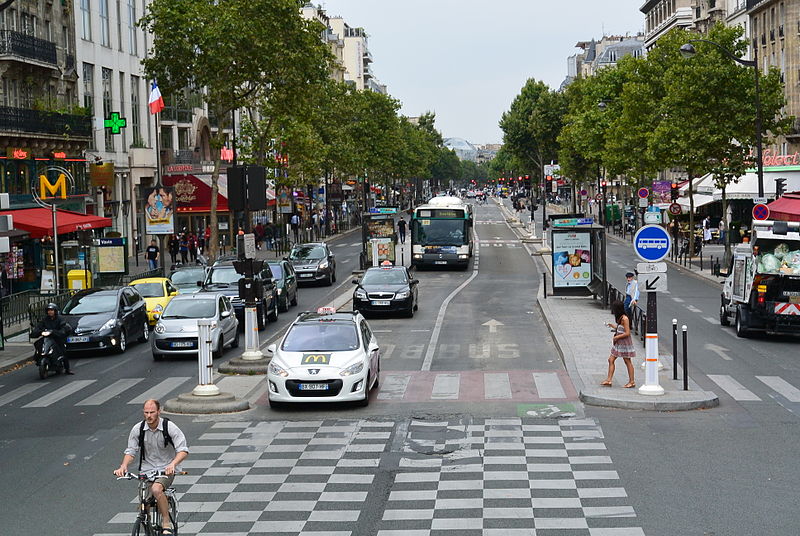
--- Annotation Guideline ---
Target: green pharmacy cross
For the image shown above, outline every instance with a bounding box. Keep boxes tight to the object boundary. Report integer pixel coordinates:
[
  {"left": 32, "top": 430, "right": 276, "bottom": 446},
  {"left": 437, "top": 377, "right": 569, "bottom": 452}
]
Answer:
[{"left": 104, "top": 112, "right": 127, "bottom": 135}]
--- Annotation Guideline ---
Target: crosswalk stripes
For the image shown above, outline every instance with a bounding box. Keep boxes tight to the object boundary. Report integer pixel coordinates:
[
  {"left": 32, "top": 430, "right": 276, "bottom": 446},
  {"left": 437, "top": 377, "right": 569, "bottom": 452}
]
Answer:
[
  {"left": 22, "top": 380, "right": 96, "bottom": 408},
  {"left": 756, "top": 376, "right": 800, "bottom": 402},
  {"left": 76, "top": 378, "right": 144, "bottom": 406},
  {"left": 484, "top": 373, "right": 512, "bottom": 399},
  {"left": 533, "top": 372, "right": 567, "bottom": 399},
  {"left": 128, "top": 377, "right": 191, "bottom": 404},
  {"left": 0, "top": 383, "right": 47, "bottom": 407},
  {"left": 707, "top": 374, "right": 762, "bottom": 401}
]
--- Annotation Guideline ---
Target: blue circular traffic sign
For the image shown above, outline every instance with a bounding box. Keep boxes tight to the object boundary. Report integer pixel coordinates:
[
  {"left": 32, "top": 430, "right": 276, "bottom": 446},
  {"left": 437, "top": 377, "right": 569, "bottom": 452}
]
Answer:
[
  {"left": 637, "top": 187, "right": 649, "bottom": 199},
  {"left": 633, "top": 224, "right": 672, "bottom": 262},
  {"left": 752, "top": 203, "right": 770, "bottom": 221}
]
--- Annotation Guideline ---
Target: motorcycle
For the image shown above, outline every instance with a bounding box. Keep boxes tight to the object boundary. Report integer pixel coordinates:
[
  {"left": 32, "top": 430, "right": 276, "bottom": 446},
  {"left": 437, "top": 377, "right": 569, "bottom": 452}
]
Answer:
[{"left": 33, "top": 331, "right": 66, "bottom": 379}]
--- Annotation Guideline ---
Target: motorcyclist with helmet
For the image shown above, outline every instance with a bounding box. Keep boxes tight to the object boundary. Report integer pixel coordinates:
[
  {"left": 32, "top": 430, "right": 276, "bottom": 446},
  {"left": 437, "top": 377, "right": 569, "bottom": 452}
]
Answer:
[{"left": 31, "top": 303, "right": 73, "bottom": 375}]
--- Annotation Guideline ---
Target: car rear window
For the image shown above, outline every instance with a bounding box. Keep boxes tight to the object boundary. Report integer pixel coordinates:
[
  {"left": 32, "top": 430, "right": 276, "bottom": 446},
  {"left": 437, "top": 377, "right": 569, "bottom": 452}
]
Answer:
[
  {"left": 282, "top": 323, "right": 359, "bottom": 352},
  {"left": 269, "top": 264, "right": 283, "bottom": 279},
  {"left": 132, "top": 282, "right": 164, "bottom": 298},
  {"left": 361, "top": 269, "right": 407, "bottom": 285},
  {"left": 162, "top": 299, "right": 216, "bottom": 319}
]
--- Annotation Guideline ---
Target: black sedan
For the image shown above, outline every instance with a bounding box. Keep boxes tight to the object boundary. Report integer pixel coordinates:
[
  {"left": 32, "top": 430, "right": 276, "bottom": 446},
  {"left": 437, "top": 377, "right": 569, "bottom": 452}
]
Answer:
[
  {"left": 287, "top": 243, "right": 336, "bottom": 286},
  {"left": 268, "top": 260, "right": 299, "bottom": 312},
  {"left": 60, "top": 287, "right": 150, "bottom": 354},
  {"left": 352, "top": 265, "right": 419, "bottom": 317}
]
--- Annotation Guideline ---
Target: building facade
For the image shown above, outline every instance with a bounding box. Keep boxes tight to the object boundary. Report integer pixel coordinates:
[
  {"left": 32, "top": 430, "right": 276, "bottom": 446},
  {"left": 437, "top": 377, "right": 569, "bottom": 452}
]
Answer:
[
  {"left": 328, "top": 16, "right": 386, "bottom": 94},
  {"left": 641, "top": 0, "right": 696, "bottom": 49},
  {"left": 300, "top": 3, "right": 346, "bottom": 83}
]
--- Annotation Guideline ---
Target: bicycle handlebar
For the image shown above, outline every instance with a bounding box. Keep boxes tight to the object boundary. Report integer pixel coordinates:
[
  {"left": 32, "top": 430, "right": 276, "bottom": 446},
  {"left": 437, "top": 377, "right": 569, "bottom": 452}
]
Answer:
[{"left": 115, "top": 470, "right": 188, "bottom": 481}]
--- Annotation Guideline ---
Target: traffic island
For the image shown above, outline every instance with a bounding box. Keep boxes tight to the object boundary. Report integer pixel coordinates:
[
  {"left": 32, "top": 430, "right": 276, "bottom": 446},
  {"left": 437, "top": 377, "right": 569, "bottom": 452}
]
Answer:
[
  {"left": 164, "top": 391, "right": 250, "bottom": 414},
  {"left": 218, "top": 356, "right": 269, "bottom": 375},
  {"left": 580, "top": 385, "right": 718, "bottom": 411}
]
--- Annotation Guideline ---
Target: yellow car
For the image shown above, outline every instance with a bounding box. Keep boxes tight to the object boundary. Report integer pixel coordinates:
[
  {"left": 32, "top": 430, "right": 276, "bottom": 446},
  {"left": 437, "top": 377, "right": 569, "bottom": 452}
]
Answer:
[{"left": 130, "top": 277, "right": 179, "bottom": 325}]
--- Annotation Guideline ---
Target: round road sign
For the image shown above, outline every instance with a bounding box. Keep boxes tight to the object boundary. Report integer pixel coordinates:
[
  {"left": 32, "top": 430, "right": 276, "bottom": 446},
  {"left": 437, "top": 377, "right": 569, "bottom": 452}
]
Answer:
[
  {"left": 633, "top": 224, "right": 672, "bottom": 262},
  {"left": 668, "top": 202, "right": 682, "bottom": 216},
  {"left": 637, "top": 187, "right": 650, "bottom": 199},
  {"left": 595, "top": 193, "right": 603, "bottom": 202},
  {"left": 752, "top": 203, "right": 770, "bottom": 221},
  {"left": 580, "top": 189, "right": 588, "bottom": 197}
]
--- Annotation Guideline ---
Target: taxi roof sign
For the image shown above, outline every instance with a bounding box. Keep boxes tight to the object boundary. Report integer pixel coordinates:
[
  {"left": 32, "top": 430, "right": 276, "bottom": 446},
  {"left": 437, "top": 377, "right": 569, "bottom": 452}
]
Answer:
[
  {"left": 380, "top": 260, "right": 393, "bottom": 267},
  {"left": 316, "top": 306, "right": 337, "bottom": 315}
]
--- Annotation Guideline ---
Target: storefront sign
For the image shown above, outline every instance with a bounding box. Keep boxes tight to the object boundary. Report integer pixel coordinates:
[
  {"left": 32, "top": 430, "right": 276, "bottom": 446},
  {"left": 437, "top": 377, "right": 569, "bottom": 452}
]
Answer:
[
  {"left": 173, "top": 177, "right": 199, "bottom": 204},
  {"left": 552, "top": 231, "right": 592, "bottom": 288},
  {"left": 761, "top": 149, "right": 799, "bottom": 167},
  {"left": 163, "top": 174, "right": 229, "bottom": 213},
  {"left": 143, "top": 186, "right": 175, "bottom": 234},
  {"left": 52, "top": 151, "right": 67, "bottom": 160},
  {"left": 90, "top": 162, "right": 115, "bottom": 189},
  {"left": 7, "top": 147, "right": 31, "bottom": 159},
  {"left": 104, "top": 112, "right": 127, "bottom": 134},
  {"left": 221, "top": 146, "right": 234, "bottom": 162}
]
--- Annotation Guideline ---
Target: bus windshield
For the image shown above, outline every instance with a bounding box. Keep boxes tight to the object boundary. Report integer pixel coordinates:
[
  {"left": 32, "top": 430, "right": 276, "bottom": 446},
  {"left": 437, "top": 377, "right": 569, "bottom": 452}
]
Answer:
[{"left": 411, "top": 218, "right": 468, "bottom": 246}]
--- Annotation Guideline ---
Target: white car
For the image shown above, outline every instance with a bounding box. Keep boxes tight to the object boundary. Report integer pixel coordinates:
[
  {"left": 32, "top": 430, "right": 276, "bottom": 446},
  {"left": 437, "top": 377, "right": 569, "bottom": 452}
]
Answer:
[{"left": 266, "top": 307, "right": 380, "bottom": 407}]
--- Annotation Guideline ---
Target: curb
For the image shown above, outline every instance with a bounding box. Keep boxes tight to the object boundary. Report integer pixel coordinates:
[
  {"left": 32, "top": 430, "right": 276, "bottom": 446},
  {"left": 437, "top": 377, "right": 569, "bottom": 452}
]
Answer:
[
  {"left": 0, "top": 355, "right": 33, "bottom": 374},
  {"left": 218, "top": 356, "right": 270, "bottom": 375},
  {"left": 580, "top": 387, "right": 719, "bottom": 411},
  {"left": 164, "top": 391, "right": 250, "bottom": 414}
]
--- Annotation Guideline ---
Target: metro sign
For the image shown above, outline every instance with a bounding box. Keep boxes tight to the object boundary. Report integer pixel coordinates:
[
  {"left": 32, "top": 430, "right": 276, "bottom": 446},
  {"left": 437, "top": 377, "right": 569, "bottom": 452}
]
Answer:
[{"left": 39, "top": 173, "right": 68, "bottom": 200}]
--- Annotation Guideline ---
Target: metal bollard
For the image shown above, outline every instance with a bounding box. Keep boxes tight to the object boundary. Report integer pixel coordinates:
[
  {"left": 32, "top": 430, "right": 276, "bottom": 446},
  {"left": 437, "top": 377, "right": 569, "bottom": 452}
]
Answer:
[
  {"left": 193, "top": 318, "right": 220, "bottom": 396},
  {"left": 682, "top": 324, "right": 688, "bottom": 391},
  {"left": 672, "top": 319, "right": 678, "bottom": 380},
  {"left": 543, "top": 273, "right": 547, "bottom": 299},
  {"left": 700, "top": 252, "right": 703, "bottom": 271},
  {"left": 241, "top": 306, "right": 264, "bottom": 360}
]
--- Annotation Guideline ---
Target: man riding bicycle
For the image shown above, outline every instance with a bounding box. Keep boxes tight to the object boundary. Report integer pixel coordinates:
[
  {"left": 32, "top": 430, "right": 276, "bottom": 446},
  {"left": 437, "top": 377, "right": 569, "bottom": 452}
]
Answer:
[{"left": 114, "top": 399, "right": 188, "bottom": 535}]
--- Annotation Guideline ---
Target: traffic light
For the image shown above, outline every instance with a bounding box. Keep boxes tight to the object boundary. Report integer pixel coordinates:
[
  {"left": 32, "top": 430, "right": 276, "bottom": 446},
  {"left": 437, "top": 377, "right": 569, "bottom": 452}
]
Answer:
[
  {"left": 776, "top": 177, "right": 787, "bottom": 198},
  {"left": 600, "top": 180, "right": 607, "bottom": 196},
  {"left": 671, "top": 182, "right": 679, "bottom": 201}
]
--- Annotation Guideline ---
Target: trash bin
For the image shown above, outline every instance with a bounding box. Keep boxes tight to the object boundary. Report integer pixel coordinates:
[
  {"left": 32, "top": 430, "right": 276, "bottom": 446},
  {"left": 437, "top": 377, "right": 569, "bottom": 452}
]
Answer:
[{"left": 67, "top": 269, "right": 92, "bottom": 290}]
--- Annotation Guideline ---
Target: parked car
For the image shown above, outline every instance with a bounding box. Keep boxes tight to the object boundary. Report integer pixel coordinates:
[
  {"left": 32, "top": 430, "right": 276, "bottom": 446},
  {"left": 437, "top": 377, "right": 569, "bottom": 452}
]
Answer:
[
  {"left": 268, "top": 260, "right": 299, "bottom": 312},
  {"left": 130, "top": 277, "right": 180, "bottom": 325},
  {"left": 266, "top": 307, "right": 380, "bottom": 408},
  {"left": 287, "top": 242, "right": 336, "bottom": 286},
  {"left": 61, "top": 287, "right": 149, "bottom": 354},
  {"left": 199, "top": 260, "right": 278, "bottom": 330},
  {"left": 352, "top": 264, "right": 419, "bottom": 317},
  {"left": 169, "top": 265, "right": 208, "bottom": 294},
  {"left": 151, "top": 293, "right": 239, "bottom": 361}
]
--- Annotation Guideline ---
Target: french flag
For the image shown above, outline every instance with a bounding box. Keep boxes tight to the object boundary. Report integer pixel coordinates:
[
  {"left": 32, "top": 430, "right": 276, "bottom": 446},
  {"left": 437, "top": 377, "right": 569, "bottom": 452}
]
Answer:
[{"left": 148, "top": 81, "right": 165, "bottom": 114}]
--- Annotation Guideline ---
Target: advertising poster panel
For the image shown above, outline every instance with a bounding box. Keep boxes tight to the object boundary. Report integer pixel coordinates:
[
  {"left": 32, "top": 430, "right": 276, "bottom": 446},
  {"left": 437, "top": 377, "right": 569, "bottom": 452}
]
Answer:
[
  {"left": 652, "top": 180, "right": 672, "bottom": 205},
  {"left": 552, "top": 230, "right": 592, "bottom": 288},
  {"left": 143, "top": 186, "right": 175, "bottom": 234}
]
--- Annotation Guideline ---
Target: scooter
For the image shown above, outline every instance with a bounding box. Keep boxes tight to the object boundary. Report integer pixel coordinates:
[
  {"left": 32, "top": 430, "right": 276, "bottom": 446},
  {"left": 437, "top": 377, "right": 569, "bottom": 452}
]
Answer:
[{"left": 33, "top": 331, "right": 66, "bottom": 379}]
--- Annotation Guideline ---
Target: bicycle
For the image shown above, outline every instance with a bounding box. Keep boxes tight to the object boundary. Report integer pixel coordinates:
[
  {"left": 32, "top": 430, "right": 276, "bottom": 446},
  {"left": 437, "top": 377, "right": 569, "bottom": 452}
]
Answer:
[{"left": 117, "top": 470, "right": 181, "bottom": 536}]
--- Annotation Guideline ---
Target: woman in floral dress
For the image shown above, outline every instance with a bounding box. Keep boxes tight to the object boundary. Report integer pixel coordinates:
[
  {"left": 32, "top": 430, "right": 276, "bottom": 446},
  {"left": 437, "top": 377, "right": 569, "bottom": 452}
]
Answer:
[{"left": 601, "top": 300, "right": 636, "bottom": 388}]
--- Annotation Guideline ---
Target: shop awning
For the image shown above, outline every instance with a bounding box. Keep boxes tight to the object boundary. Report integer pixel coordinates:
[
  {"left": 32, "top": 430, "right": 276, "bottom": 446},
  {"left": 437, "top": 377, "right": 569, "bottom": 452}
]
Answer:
[
  {"left": 0, "top": 208, "right": 112, "bottom": 239},
  {"left": 767, "top": 192, "right": 800, "bottom": 221}
]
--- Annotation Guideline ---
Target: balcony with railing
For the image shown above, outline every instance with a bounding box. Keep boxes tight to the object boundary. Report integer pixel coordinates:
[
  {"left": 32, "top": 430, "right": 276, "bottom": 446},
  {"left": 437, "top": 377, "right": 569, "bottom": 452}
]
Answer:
[
  {"left": 0, "top": 106, "right": 92, "bottom": 138},
  {"left": 0, "top": 30, "right": 57, "bottom": 67}
]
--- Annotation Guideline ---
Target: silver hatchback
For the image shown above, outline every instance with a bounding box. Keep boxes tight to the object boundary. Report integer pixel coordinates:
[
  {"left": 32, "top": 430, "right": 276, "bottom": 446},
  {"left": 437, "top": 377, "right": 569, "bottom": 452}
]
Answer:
[{"left": 150, "top": 293, "right": 239, "bottom": 361}]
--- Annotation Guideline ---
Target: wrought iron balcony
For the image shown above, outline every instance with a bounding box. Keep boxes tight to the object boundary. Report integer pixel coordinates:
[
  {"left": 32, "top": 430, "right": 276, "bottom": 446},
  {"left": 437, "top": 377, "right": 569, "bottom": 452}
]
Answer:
[
  {"left": 0, "top": 106, "right": 92, "bottom": 138},
  {"left": 0, "top": 30, "right": 57, "bottom": 67}
]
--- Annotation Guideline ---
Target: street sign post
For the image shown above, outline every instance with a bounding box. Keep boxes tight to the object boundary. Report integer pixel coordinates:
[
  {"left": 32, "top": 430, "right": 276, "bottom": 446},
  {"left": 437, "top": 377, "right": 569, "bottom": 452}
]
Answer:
[
  {"left": 638, "top": 197, "right": 649, "bottom": 208},
  {"left": 638, "top": 273, "right": 668, "bottom": 293},
  {"left": 638, "top": 187, "right": 650, "bottom": 199},
  {"left": 644, "top": 212, "right": 661, "bottom": 224},
  {"left": 243, "top": 233, "right": 256, "bottom": 259},
  {"left": 633, "top": 225, "right": 672, "bottom": 262},
  {"left": 669, "top": 202, "right": 682, "bottom": 216},
  {"left": 752, "top": 203, "right": 770, "bottom": 221},
  {"left": 636, "top": 262, "right": 667, "bottom": 274},
  {"left": 752, "top": 197, "right": 768, "bottom": 205},
  {"left": 595, "top": 193, "right": 603, "bottom": 202}
]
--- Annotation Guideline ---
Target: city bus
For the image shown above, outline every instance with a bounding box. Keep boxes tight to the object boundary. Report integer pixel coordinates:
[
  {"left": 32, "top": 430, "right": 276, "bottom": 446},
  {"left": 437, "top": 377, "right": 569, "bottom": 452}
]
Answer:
[{"left": 410, "top": 196, "right": 474, "bottom": 269}]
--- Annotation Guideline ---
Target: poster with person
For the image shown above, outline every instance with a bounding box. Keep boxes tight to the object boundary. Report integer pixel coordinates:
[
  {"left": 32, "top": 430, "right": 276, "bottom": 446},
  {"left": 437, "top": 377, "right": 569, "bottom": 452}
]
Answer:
[{"left": 143, "top": 186, "right": 175, "bottom": 234}]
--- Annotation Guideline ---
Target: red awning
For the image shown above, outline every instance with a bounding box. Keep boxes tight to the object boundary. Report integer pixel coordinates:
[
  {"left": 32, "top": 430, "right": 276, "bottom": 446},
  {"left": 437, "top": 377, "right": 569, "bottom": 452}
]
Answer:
[
  {"left": 767, "top": 192, "right": 800, "bottom": 221},
  {"left": 0, "top": 208, "right": 112, "bottom": 239}
]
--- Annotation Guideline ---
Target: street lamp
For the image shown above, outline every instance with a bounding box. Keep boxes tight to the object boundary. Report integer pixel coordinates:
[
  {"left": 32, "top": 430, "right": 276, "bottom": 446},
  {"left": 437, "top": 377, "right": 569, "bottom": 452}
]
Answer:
[{"left": 680, "top": 39, "right": 764, "bottom": 198}]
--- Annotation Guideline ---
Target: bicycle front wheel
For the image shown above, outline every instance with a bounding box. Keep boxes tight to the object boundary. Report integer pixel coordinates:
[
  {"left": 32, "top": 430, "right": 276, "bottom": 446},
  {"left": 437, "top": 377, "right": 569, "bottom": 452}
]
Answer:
[
  {"left": 168, "top": 496, "right": 178, "bottom": 535},
  {"left": 130, "top": 519, "right": 151, "bottom": 536}
]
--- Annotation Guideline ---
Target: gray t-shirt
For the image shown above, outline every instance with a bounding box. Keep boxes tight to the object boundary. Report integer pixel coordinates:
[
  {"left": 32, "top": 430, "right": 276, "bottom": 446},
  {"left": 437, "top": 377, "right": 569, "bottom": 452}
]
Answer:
[{"left": 124, "top": 417, "right": 189, "bottom": 472}]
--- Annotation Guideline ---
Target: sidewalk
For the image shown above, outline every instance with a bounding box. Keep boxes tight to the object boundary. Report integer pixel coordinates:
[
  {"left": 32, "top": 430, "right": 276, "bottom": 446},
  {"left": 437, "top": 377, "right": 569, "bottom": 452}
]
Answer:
[
  {"left": 494, "top": 198, "right": 719, "bottom": 411},
  {"left": 0, "top": 332, "right": 34, "bottom": 373}
]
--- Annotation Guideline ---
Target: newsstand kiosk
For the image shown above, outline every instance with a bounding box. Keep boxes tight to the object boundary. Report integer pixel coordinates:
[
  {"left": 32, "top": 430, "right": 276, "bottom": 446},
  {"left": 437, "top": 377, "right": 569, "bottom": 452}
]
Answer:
[
  {"left": 360, "top": 207, "right": 398, "bottom": 269},
  {"left": 549, "top": 217, "right": 607, "bottom": 304}
]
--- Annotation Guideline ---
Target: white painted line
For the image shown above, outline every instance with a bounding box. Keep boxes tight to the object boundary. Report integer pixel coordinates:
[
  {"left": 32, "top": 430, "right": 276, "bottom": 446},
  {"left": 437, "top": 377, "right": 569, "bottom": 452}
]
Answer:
[
  {"left": 484, "top": 373, "right": 512, "bottom": 399},
  {"left": 687, "top": 305, "right": 702, "bottom": 313},
  {"left": 0, "top": 384, "right": 47, "bottom": 407},
  {"left": 381, "top": 344, "right": 395, "bottom": 360},
  {"left": 76, "top": 378, "right": 144, "bottom": 406},
  {"left": 372, "top": 329, "right": 393, "bottom": 333},
  {"left": 672, "top": 297, "right": 685, "bottom": 303},
  {"left": 376, "top": 374, "right": 411, "bottom": 400},
  {"left": 216, "top": 375, "right": 264, "bottom": 400},
  {"left": 335, "top": 244, "right": 348, "bottom": 248},
  {"left": 349, "top": 242, "right": 361, "bottom": 247},
  {"left": 23, "top": 380, "right": 96, "bottom": 408},
  {"left": 533, "top": 372, "right": 566, "bottom": 399},
  {"left": 707, "top": 374, "right": 761, "bottom": 401},
  {"left": 703, "top": 316, "right": 717, "bottom": 324},
  {"left": 431, "top": 374, "right": 460, "bottom": 399},
  {"left": 756, "top": 376, "right": 800, "bottom": 402},
  {"left": 409, "top": 329, "right": 430, "bottom": 333},
  {"left": 421, "top": 229, "right": 481, "bottom": 371},
  {"left": 128, "top": 377, "right": 191, "bottom": 404}
]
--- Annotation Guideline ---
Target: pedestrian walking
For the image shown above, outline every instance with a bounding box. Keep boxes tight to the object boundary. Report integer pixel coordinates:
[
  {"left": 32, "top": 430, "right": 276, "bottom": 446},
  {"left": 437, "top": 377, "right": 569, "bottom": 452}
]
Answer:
[
  {"left": 146, "top": 240, "right": 160, "bottom": 271},
  {"left": 188, "top": 233, "right": 198, "bottom": 262},
  {"left": 623, "top": 271, "right": 639, "bottom": 317},
  {"left": 397, "top": 217, "right": 407, "bottom": 244},
  {"left": 702, "top": 215, "right": 712, "bottom": 244},
  {"left": 290, "top": 213, "right": 300, "bottom": 243},
  {"left": 179, "top": 235, "right": 189, "bottom": 265},
  {"left": 601, "top": 300, "right": 636, "bottom": 388},
  {"left": 168, "top": 235, "right": 179, "bottom": 265}
]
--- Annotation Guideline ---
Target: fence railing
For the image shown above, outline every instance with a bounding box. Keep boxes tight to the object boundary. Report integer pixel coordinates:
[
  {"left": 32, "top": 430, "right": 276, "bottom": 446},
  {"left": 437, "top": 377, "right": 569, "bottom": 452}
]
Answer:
[{"left": 605, "top": 281, "right": 646, "bottom": 347}]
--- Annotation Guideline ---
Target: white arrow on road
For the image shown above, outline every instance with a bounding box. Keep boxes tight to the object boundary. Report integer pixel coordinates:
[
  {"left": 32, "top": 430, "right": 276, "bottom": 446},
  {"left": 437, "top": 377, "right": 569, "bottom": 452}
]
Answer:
[
  {"left": 704, "top": 343, "right": 732, "bottom": 361},
  {"left": 482, "top": 319, "right": 504, "bottom": 333}
]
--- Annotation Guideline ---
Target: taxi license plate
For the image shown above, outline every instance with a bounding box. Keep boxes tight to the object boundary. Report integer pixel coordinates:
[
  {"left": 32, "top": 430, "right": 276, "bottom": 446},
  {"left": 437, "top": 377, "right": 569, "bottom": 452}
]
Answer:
[
  {"left": 371, "top": 300, "right": 391, "bottom": 306},
  {"left": 170, "top": 341, "right": 195, "bottom": 348},
  {"left": 434, "top": 260, "right": 448, "bottom": 265},
  {"left": 298, "top": 383, "right": 329, "bottom": 391},
  {"left": 67, "top": 336, "right": 89, "bottom": 343},
  {"left": 299, "top": 273, "right": 314, "bottom": 278}
]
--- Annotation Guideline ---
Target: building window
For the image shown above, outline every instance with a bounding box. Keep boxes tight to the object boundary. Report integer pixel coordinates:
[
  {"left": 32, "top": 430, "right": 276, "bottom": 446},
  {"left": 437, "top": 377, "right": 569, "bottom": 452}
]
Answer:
[
  {"left": 100, "top": 0, "right": 110, "bottom": 47},
  {"left": 119, "top": 72, "right": 127, "bottom": 149},
  {"left": 20, "top": 12, "right": 35, "bottom": 36},
  {"left": 102, "top": 67, "right": 114, "bottom": 152},
  {"left": 127, "top": 0, "right": 137, "bottom": 55},
  {"left": 178, "top": 128, "right": 189, "bottom": 150},
  {"left": 160, "top": 126, "right": 172, "bottom": 149},
  {"left": 83, "top": 63, "right": 95, "bottom": 150},
  {"left": 80, "top": 0, "right": 91, "bottom": 41},
  {"left": 45, "top": 20, "right": 51, "bottom": 41},
  {"left": 117, "top": 0, "right": 123, "bottom": 51},
  {"left": 131, "top": 75, "right": 141, "bottom": 145}
]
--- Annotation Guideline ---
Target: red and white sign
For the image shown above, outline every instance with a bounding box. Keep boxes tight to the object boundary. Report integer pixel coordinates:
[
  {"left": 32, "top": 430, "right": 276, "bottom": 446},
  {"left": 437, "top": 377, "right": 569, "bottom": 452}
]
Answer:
[
  {"left": 669, "top": 202, "right": 682, "bottom": 216},
  {"left": 595, "top": 193, "right": 603, "bottom": 201},
  {"left": 775, "top": 303, "right": 800, "bottom": 315},
  {"left": 752, "top": 203, "right": 770, "bottom": 221},
  {"left": 638, "top": 187, "right": 649, "bottom": 199}
]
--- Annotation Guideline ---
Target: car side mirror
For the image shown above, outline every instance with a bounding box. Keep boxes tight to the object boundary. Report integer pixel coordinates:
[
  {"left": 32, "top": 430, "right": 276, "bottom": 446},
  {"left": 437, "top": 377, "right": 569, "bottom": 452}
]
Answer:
[
  {"left": 283, "top": 257, "right": 288, "bottom": 261},
  {"left": 122, "top": 306, "right": 133, "bottom": 313},
  {"left": 221, "top": 310, "right": 231, "bottom": 318},
  {"left": 352, "top": 279, "right": 359, "bottom": 284},
  {"left": 267, "top": 343, "right": 277, "bottom": 355},
  {"left": 170, "top": 291, "right": 178, "bottom": 296},
  {"left": 153, "top": 313, "right": 161, "bottom": 321}
]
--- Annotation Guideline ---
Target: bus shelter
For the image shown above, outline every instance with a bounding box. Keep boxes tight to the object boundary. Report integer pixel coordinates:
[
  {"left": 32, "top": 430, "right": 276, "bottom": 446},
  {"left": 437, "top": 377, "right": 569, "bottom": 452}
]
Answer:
[
  {"left": 360, "top": 207, "right": 398, "bottom": 269},
  {"left": 549, "top": 218, "right": 607, "bottom": 302}
]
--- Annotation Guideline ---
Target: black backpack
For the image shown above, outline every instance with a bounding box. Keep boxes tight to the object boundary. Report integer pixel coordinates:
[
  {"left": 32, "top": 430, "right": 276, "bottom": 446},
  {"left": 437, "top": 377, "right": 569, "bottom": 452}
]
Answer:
[{"left": 137, "top": 418, "right": 174, "bottom": 470}]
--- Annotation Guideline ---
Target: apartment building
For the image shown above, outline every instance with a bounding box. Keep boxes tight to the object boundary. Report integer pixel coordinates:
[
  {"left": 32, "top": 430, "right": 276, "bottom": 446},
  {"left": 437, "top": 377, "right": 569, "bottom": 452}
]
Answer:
[
  {"left": 300, "top": 3, "right": 346, "bottom": 83},
  {"left": 641, "top": 0, "right": 696, "bottom": 49},
  {"left": 328, "top": 15, "right": 387, "bottom": 94}
]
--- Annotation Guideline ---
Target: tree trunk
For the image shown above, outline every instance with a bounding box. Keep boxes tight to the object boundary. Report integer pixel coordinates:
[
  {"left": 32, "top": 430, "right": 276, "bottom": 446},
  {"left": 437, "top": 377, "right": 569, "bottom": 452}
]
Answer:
[
  {"left": 209, "top": 156, "right": 221, "bottom": 261},
  {"left": 688, "top": 172, "right": 695, "bottom": 259},
  {"left": 722, "top": 183, "right": 731, "bottom": 267}
]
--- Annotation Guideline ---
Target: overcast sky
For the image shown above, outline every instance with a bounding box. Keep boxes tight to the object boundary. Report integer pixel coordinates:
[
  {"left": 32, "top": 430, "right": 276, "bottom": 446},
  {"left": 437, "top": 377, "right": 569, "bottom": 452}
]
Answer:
[{"left": 319, "top": 1, "right": 645, "bottom": 145}]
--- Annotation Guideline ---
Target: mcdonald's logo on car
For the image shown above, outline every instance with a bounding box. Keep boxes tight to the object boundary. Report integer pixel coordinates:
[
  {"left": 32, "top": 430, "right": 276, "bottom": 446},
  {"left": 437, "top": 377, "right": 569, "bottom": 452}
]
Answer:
[
  {"left": 301, "top": 353, "right": 331, "bottom": 365},
  {"left": 39, "top": 173, "right": 68, "bottom": 200}
]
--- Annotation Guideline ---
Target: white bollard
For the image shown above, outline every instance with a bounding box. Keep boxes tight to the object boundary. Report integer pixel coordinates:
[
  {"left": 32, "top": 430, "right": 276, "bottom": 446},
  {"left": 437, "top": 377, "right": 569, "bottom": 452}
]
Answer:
[
  {"left": 241, "top": 306, "right": 264, "bottom": 360},
  {"left": 638, "top": 332, "right": 664, "bottom": 396},
  {"left": 193, "top": 318, "right": 220, "bottom": 396}
]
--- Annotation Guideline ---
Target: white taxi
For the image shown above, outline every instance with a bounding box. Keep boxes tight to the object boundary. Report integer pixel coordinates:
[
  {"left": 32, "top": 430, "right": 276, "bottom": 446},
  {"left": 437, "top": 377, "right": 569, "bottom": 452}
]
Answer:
[{"left": 266, "top": 307, "right": 380, "bottom": 408}]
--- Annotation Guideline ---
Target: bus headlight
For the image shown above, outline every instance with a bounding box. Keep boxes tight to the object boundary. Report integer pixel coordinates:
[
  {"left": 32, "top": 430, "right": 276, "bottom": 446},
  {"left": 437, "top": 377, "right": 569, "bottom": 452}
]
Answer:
[{"left": 458, "top": 254, "right": 469, "bottom": 259}]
